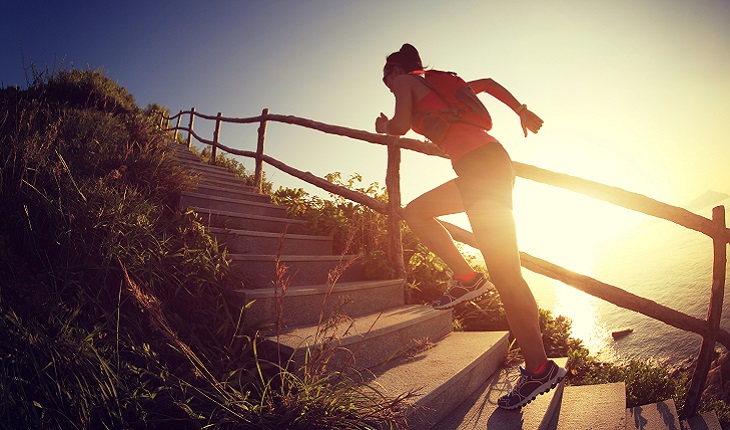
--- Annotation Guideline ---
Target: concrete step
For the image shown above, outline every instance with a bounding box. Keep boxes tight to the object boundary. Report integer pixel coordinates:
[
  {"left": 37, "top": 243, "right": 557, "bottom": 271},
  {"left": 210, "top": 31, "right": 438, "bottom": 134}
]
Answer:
[
  {"left": 229, "top": 253, "right": 367, "bottom": 289},
  {"left": 188, "top": 183, "right": 270, "bottom": 203},
  {"left": 375, "top": 331, "right": 512, "bottom": 430},
  {"left": 169, "top": 152, "right": 251, "bottom": 185},
  {"left": 681, "top": 411, "right": 722, "bottom": 430},
  {"left": 268, "top": 305, "right": 454, "bottom": 371},
  {"left": 627, "top": 399, "right": 680, "bottom": 430},
  {"left": 174, "top": 158, "right": 257, "bottom": 191},
  {"left": 169, "top": 151, "right": 230, "bottom": 172},
  {"left": 174, "top": 157, "right": 239, "bottom": 176},
  {"left": 167, "top": 144, "right": 201, "bottom": 160},
  {"left": 433, "top": 357, "right": 568, "bottom": 430},
  {"left": 627, "top": 399, "right": 723, "bottom": 430},
  {"left": 191, "top": 206, "right": 307, "bottom": 234},
  {"left": 241, "top": 279, "right": 405, "bottom": 326},
  {"left": 190, "top": 169, "right": 251, "bottom": 188},
  {"left": 180, "top": 191, "right": 286, "bottom": 217},
  {"left": 195, "top": 175, "right": 256, "bottom": 193},
  {"left": 548, "top": 382, "right": 627, "bottom": 429},
  {"left": 210, "top": 227, "right": 333, "bottom": 255},
  {"left": 169, "top": 151, "right": 202, "bottom": 164}
]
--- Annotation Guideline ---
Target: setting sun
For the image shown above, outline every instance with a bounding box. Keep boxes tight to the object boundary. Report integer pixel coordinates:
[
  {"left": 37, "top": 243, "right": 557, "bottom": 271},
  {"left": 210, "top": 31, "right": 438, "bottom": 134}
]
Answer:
[{"left": 513, "top": 179, "right": 645, "bottom": 276}]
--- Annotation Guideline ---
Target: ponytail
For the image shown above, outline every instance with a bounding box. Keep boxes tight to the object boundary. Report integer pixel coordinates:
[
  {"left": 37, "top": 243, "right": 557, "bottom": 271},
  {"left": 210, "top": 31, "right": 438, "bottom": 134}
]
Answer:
[{"left": 384, "top": 43, "right": 423, "bottom": 73}]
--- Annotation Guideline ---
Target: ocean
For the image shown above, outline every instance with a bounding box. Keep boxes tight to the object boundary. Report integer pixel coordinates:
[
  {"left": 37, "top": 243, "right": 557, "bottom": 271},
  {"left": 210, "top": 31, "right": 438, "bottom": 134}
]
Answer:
[{"left": 526, "top": 196, "right": 730, "bottom": 366}]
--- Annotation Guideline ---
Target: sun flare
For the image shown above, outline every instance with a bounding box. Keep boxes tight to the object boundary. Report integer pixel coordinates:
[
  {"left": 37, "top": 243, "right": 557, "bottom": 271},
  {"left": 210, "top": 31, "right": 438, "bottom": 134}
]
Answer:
[{"left": 513, "top": 180, "right": 644, "bottom": 276}]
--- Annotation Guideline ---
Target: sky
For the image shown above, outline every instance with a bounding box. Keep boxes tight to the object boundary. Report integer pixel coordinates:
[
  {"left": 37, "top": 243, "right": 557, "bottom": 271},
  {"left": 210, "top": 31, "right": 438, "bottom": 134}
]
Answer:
[{"left": 3, "top": 0, "right": 730, "bottom": 274}]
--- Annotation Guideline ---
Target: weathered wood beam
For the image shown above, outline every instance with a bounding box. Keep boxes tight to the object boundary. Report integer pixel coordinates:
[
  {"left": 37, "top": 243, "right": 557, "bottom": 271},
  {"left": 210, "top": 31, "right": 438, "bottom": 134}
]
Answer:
[
  {"left": 386, "top": 138, "right": 405, "bottom": 278},
  {"left": 684, "top": 206, "right": 727, "bottom": 418},
  {"left": 211, "top": 141, "right": 389, "bottom": 213},
  {"left": 513, "top": 163, "right": 730, "bottom": 244},
  {"left": 167, "top": 109, "right": 730, "bottom": 352},
  {"left": 439, "top": 220, "right": 730, "bottom": 350}
]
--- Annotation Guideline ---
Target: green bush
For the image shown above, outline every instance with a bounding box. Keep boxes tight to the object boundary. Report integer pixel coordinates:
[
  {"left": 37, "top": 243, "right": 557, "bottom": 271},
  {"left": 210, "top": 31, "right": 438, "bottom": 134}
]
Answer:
[
  {"left": 269, "top": 173, "right": 466, "bottom": 298},
  {"left": 40, "top": 68, "right": 138, "bottom": 116},
  {"left": 4, "top": 67, "right": 721, "bottom": 428},
  {"left": 0, "top": 69, "right": 255, "bottom": 428},
  {"left": 0, "top": 68, "right": 412, "bottom": 429},
  {"left": 567, "top": 347, "right": 687, "bottom": 408}
]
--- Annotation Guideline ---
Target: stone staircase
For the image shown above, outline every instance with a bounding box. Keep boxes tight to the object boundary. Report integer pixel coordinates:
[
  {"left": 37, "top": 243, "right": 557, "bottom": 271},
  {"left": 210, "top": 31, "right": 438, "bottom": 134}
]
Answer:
[
  {"left": 435, "top": 357, "right": 722, "bottom": 429},
  {"left": 169, "top": 143, "right": 723, "bottom": 430}
]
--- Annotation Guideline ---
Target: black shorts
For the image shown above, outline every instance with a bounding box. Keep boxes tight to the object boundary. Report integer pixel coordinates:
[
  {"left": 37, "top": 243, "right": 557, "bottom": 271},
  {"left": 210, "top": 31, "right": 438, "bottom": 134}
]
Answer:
[{"left": 453, "top": 142, "right": 515, "bottom": 210}]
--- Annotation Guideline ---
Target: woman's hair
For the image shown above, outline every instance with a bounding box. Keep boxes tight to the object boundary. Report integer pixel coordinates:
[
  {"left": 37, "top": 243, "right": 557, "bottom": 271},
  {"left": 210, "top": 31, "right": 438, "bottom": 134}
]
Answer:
[{"left": 384, "top": 43, "right": 423, "bottom": 73}]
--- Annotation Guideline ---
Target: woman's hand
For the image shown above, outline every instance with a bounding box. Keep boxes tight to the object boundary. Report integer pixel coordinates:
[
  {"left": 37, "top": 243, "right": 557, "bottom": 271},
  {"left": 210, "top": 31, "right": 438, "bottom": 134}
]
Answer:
[
  {"left": 375, "top": 112, "right": 389, "bottom": 133},
  {"left": 519, "top": 109, "right": 543, "bottom": 137}
]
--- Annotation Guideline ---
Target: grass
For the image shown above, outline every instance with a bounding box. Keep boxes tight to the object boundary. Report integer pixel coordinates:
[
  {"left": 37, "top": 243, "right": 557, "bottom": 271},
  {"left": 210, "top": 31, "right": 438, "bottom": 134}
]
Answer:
[
  {"left": 0, "top": 67, "right": 412, "bottom": 429},
  {"left": 252, "top": 241, "right": 415, "bottom": 430},
  {"left": 2, "top": 66, "right": 725, "bottom": 428}
]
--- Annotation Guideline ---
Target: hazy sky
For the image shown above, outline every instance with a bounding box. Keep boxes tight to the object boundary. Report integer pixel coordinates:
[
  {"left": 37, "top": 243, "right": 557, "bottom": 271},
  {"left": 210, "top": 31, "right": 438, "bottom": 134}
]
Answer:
[{"left": 3, "top": 0, "right": 730, "bottom": 265}]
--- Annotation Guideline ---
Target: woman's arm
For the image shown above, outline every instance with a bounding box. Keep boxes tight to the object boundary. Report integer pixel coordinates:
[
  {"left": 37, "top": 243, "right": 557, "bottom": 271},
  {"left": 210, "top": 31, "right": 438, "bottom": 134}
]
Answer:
[
  {"left": 468, "top": 78, "right": 523, "bottom": 113},
  {"left": 468, "top": 78, "right": 544, "bottom": 137},
  {"left": 375, "top": 75, "right": 414, "bottom": 135}
]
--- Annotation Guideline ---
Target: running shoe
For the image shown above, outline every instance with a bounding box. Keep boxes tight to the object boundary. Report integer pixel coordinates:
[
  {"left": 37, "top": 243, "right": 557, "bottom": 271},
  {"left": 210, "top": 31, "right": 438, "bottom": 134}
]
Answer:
[
  {"left": 431, "top": 272, "right": 493, "bottom": 310},
  {"left": 498, "top": 359, "right": 567, "bottom": 410}
]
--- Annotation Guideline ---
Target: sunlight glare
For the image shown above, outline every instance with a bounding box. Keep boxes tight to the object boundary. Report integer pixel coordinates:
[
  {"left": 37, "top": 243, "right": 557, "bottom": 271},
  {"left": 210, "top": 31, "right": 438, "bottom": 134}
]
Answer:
[
  {"left": 513, "top": 180, "right": 643, "bottom": 276},
  {"left": 551, "top": 281, "right": 617, "bottom": 361}
]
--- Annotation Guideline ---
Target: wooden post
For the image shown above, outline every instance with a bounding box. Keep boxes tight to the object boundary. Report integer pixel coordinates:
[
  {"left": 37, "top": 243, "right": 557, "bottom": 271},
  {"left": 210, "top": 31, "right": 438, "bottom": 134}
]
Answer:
[
  {"left": 385, "top": 137, "right": 405, "bottom": 282},
  {"left": 186, "top": 107, "right": 195, "bottom": 149},
  {"left": 683, "top": 205, "right": 726, "bottom": 419},
  {"left": 254, "top": 108, "right": 269, "bottom": 193},
  {"left": 174, "top": 110, "right": 181, "bottom": 142},
  {"left": 211, "top": 112, "right": 222, "bottom": 165}
]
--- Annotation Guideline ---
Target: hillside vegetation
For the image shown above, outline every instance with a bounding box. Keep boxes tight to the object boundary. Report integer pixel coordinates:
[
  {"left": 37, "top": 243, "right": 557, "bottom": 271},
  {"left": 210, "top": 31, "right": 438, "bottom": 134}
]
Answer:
[
  {"left": 1, "top": 69, "right": 725, "bottom": 428},
  {"left": 0, "top": 69, "right": 416, "bottom": 429}
]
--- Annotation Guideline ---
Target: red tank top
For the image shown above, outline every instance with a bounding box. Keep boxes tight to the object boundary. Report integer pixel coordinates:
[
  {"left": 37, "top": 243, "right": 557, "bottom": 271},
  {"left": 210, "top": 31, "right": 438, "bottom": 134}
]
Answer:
[{"left": 412, "top": 92, "right": 499, "bottom": 163}]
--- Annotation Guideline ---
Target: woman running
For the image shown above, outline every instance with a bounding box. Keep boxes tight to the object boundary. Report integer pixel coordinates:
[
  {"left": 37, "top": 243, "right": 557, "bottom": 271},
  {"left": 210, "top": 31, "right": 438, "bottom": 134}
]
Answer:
[{"left": 375, "top": 43, "right": 566, "bottom": 409}]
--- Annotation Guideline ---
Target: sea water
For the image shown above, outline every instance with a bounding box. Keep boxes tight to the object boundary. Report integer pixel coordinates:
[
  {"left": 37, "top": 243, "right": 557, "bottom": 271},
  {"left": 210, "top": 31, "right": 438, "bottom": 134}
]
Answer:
[{"left": 528, "top": 197, "right": 730, "bottom": 366}]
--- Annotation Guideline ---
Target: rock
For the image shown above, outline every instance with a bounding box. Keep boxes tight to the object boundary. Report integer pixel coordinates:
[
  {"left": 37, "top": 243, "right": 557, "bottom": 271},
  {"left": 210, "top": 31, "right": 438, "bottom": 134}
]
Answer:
[
  {"left": 717, "top": 351, "right": 730, "bottom": 380},
  {"left": 611, "top": 328, "right": 634, "bottom": 340},
  {"left": 670, "top": 355, "right": 697, "bottom": 379},
  {"left": 701, "top": 350, "right": 730, "bottom": 403},
  {"left": 707, "top": 366, "right": 723, "bottom": 387}
]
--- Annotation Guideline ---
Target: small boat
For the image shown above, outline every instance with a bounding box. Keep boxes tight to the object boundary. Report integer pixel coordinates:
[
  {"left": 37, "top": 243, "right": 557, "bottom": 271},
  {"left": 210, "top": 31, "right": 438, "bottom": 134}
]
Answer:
[{"left": 612, "top": 328, "right": 634, "bottom": 340}]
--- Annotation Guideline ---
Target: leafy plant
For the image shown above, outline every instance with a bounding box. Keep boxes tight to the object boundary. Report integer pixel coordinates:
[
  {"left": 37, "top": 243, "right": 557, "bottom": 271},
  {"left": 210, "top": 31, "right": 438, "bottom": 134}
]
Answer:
[
  {"left": 0, "top": 68, "right": 252, "bottom": 428},
  {"left": 245, "top": 250, "right": 413, "bottom": 429},
  {"left": 0, "top": 67, "right": 414, "bottom": 429},
  {"left": 3, "top": 66, "right": 723, "bottom": 428}
]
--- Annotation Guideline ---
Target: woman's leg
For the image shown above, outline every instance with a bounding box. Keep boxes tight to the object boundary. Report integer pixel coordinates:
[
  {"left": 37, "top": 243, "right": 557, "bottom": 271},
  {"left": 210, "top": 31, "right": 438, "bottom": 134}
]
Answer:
[
  {"left": 403, "top": 180, "right": 474, "bottom": 277},
  {"left": 407, "top": 183, "right": 547, "bottom": 370},
  {"left": 465, "top": 202, "right": 547, "bottom": 372}
]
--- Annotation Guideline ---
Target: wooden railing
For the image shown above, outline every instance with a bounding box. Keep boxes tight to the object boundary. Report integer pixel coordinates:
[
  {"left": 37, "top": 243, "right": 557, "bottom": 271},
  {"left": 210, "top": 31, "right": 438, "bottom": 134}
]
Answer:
[{"left": 155, "top": 108, "right": 728, "bottom": 418}]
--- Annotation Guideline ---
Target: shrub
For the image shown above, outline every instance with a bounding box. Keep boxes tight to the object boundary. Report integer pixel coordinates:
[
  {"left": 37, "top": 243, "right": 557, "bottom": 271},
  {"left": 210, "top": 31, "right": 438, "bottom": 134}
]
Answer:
[
  {"left": 40, "top": 68, "right": 138, "bottom": 116},
  {"left": 0, "top": 69, "right": 253, "bottom": 428},
  {"left": 0, "top": 68, "right": 413, "bottom": 429}
]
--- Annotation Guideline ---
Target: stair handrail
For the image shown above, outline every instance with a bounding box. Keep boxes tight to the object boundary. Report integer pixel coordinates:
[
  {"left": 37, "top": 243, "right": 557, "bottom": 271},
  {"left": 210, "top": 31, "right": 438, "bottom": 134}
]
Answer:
[
  {"left": 162, "top": 109, "right": 730, "bottom": 243},
  {"left": 155, "top": 107, "right": 726, "bottom": 418}
]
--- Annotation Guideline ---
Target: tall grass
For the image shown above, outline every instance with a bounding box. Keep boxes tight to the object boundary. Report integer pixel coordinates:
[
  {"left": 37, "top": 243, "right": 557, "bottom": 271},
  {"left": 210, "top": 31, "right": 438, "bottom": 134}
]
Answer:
[
  {"left": 0, "top": 67, "right": 413, "bottom": 429},
  {"left": 247, "top": 233, "right": 414, "bottom": 429},
  {"left": 1, "top": 67, "right": 252, "bottom": 428},
  {"left": 5, "top": 66, "right": 722, "bottom": 428}
]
